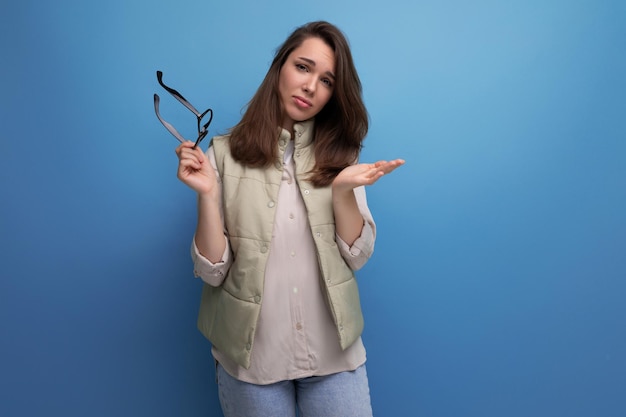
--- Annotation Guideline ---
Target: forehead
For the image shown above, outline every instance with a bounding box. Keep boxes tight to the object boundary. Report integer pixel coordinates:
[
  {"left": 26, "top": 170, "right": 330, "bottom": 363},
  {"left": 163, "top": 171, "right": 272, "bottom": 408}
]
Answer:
[{"left": 290, "top": 37, "right": 335, "bottom": 71}]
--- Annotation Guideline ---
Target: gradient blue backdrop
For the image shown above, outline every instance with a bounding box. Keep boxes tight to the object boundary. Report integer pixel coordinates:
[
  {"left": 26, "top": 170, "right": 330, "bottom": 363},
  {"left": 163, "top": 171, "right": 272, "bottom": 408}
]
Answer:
[{"left": 1, "top": 0, "right": 624, "bottom": 416}]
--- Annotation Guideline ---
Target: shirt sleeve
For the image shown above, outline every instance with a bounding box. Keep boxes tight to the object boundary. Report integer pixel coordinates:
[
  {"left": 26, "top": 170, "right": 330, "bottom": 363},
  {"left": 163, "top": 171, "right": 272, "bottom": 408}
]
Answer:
[
  {"left": 191, "top": 236, "right": 231, "bottom": 286},
  {"left": 336, "top": 185, "right": 376, "bottom": 271},
  {"left": 189, "top": 145, "right": 232, "bottom": 287}
]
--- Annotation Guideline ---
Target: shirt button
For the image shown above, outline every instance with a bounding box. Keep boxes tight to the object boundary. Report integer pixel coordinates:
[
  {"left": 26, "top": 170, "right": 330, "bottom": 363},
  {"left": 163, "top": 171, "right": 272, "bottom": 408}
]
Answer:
[
  {"left": 289, "top": 213, "right": 295, "bottom": 219},
  {"left": 296, "top": 323, "right": 303, "bottom": 330},
  {"left": 290, "top": 251, "right": 296, "bottom": 257}
]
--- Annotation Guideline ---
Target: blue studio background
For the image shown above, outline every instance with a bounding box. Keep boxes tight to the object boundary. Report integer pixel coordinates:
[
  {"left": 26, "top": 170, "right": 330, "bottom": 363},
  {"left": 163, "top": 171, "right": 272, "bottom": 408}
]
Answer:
[{"left": 1, "top": 0, "right": 624, "bottom": 416}]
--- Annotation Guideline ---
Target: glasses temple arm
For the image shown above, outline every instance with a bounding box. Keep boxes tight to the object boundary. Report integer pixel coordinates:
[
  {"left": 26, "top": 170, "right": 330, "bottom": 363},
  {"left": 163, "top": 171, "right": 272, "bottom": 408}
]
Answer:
[
  {"left": 156, "top": 71, "right": 203, "bottom": 116},
  {"left": 154, "top": 94, "right": 186, "bottom": 143}
]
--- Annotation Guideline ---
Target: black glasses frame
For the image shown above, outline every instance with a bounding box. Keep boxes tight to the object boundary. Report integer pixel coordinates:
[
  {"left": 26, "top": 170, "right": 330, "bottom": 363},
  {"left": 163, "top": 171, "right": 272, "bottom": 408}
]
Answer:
[{"left": 153, "top": 71, "right": 213, "bottom": 148}]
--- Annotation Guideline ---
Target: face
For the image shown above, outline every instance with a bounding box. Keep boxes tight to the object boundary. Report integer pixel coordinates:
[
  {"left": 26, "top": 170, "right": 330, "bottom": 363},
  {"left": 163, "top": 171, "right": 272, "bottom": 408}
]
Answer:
[{"left": 278, "top": 37, "right": 336, "bottom": 133}]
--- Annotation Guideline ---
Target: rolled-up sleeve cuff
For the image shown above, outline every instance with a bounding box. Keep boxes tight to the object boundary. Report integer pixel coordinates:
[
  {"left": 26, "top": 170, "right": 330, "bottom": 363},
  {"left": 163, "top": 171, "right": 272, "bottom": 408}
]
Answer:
[
  {"left": 190, "top": 237, "right": 230, "bottom": 287},
  {"left": 336, "top": 219, "right": 375, "bottom": 270}
]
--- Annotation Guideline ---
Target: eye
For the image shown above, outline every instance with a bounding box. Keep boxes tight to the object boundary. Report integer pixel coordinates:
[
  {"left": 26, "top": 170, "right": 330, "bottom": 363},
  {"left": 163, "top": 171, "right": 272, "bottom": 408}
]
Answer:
[
  {"left": 296, "top": 63, "right": 308, "bottom": 72},
  {"left": 321, "top": 78, "right": 333, "bottom": 88}
]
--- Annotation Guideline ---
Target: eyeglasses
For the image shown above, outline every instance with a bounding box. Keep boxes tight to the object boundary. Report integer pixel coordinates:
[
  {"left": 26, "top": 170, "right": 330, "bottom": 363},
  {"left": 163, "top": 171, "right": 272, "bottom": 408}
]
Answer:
[{"left": 153, "top": 71, "right": 213, "bottom": 148}]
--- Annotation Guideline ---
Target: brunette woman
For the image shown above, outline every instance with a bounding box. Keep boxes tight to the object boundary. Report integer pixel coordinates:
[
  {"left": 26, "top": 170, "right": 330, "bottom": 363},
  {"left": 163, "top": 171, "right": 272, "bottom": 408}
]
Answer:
[{"left": 175, "top": 21, "right": 403, "bottom": 417}]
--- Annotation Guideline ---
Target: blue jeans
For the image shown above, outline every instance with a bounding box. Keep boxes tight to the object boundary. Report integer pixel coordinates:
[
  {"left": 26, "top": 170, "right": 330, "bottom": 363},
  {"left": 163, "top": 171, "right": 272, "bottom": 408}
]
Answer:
[{"left": 216, "top": 363, "right": 374, "bottom": 417}]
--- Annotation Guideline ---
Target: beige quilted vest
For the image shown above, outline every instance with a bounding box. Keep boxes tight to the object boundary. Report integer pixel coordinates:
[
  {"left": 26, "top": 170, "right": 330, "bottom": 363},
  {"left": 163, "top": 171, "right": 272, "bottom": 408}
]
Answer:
[{"left": 197, "top": 120, "right": 364, "bottom": 369}]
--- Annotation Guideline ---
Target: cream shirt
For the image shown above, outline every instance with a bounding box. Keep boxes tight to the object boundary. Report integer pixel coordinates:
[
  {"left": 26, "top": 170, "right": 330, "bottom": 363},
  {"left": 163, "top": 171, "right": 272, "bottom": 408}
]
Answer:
[{"left": 192, "top": 140, "right": 376, "bottom": 385}]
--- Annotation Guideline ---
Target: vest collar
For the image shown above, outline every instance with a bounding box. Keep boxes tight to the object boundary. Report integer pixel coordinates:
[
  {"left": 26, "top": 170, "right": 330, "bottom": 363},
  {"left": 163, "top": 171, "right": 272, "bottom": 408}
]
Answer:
[{"left": 278, "top": 119, "right": 315, "bottom": 150}]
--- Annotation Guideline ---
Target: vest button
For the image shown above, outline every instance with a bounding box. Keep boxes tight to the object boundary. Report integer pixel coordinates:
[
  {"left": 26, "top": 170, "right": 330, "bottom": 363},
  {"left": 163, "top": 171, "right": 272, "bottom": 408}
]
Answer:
[
  {"left": 246, "top": 343, "right": 251, "bottom": 351},
  {"left": 303, "top": 189, "right": 310, "bottom": 195},
  {"left": 254, "top": 295, "right": 261, "bottom": 303},
  {"left": 268, "top": 201, "right": 275, "bottom": 208},
  {"left": 260, "top": 245, "right": 268, "bottom": 253}
]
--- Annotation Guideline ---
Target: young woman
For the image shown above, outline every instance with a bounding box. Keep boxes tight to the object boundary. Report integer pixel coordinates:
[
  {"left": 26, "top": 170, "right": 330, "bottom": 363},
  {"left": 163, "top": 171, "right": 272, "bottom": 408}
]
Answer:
[{"left": 175, "top": 21, "right": 403, "bottom": 417}]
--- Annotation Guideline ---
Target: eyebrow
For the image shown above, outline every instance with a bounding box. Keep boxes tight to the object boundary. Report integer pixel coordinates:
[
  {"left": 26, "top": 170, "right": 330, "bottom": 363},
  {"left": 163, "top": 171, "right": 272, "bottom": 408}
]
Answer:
[{"left": 298, "top": 56, "right": 336, "bottom": 79}]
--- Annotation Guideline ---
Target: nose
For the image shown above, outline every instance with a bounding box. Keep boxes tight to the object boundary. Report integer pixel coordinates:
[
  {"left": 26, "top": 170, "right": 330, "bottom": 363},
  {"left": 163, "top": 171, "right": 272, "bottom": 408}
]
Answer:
[{"left": 303, "top": 76, "right": 315, "bottom": 94}]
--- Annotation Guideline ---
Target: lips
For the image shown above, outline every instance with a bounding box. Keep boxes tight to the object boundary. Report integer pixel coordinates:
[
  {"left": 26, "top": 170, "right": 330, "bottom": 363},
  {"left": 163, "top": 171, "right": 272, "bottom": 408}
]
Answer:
[{"left": 293, "top": 96, "right": 312, "bottom": 109}]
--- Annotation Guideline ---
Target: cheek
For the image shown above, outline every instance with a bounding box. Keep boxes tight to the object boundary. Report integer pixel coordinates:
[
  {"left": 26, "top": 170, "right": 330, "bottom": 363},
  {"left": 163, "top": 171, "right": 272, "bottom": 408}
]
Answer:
[
  {"left": 278, "top": 69, "right": 291, "bottom": 94},
  {"left": 320, "top": 90, "right": 334, "bottom": 107},
  {"left": 280, "top": 68, "right": 298, "bottom": 88}
]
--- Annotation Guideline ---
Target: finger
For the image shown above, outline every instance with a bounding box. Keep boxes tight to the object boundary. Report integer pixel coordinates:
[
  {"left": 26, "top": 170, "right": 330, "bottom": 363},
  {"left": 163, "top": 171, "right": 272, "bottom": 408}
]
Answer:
[
  {"left": 178, "top": 156, "right": 203, "bottom": 172},
  {"left": 179, "top": 158, "right": 203, "bottom": 172},
  {"left": 175, "top": 140, "right": 197, "bottom": 155},
  {"left": 179, "top": 146, "right": 204, "bottom": 162},
  {"left": 194, "top": 146, "right": 208, "bottom": 161},
  {"left": 380, "top": 159, "right": 405, "bottom": 174},
  {"left": 362, "top": 171, "right": 385, "bottom": 186}
]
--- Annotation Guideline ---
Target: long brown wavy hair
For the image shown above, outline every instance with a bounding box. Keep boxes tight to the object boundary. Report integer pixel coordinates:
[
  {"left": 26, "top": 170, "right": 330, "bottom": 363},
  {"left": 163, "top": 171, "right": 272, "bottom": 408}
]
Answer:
[{"left": 228, "top": 21, "right": 368, "bottom": 187}]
